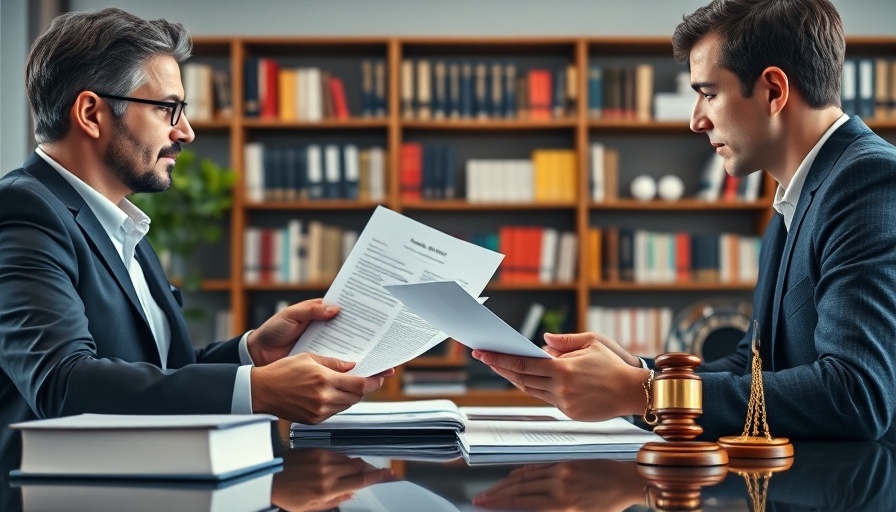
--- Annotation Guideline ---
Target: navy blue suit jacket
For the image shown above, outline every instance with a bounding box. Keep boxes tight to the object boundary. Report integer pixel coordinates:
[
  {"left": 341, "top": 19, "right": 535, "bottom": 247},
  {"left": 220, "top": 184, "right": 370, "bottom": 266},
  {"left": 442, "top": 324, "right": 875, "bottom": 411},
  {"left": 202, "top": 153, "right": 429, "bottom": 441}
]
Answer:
[
  {"left": 0, "top": 153, "right": 244, "bottom": 460},
  {"left": 698, "top": 117, "right": 896, "bottom": 441}
]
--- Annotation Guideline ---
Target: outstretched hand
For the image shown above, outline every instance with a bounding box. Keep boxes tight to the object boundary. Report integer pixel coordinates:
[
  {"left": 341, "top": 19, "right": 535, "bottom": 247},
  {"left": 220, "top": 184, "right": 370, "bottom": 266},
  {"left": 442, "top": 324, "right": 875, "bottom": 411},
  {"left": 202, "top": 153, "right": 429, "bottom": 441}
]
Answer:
[
  {"left": 247, "top": 298, "right": 337, "bottom": 366},
  {"left": 472, "top": 332, "right": 648, "bottom": 421}
]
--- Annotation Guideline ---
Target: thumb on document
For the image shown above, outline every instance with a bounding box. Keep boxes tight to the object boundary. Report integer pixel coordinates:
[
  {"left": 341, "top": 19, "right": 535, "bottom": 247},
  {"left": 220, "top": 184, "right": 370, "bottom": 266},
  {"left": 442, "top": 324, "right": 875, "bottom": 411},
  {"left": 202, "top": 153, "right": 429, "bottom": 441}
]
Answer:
[{"left": 309, "top": 354, "right": 357, "bottom": 373}]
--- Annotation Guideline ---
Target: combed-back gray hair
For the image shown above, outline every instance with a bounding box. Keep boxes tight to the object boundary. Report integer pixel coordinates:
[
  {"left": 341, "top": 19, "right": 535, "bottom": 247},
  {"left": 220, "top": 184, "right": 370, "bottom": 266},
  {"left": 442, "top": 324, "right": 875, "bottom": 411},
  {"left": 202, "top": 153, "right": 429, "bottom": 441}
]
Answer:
[{"left": 26, "top": 7, "right": 192, "bottom": 143}]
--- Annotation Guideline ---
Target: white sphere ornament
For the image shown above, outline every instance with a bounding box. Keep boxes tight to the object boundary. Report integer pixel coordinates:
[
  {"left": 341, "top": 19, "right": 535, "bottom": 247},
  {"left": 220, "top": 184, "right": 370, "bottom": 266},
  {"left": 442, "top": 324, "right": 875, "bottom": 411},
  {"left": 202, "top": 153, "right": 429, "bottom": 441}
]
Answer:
[
  {"left": 658, "top": 175, "right": 685, "bottom": 201},
  {"left": 630, "top": 175, "right": 657, "bottom": 201}
]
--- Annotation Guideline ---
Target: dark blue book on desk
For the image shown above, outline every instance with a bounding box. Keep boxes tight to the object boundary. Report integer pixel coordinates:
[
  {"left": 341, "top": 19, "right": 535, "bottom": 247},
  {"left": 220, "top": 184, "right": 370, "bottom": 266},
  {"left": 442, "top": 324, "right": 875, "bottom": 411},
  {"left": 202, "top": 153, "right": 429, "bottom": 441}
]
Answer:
[{"left": 10, "top": 414, "right": 280, "bottom": 481}]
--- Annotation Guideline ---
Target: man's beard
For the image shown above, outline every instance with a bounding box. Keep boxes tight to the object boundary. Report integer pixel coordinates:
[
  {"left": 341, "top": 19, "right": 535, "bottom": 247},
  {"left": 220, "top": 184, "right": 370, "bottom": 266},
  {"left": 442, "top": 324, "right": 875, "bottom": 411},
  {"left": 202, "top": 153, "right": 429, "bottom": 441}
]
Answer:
[{"left": 104, "top": 119, "right": 180, "bottom": 194}]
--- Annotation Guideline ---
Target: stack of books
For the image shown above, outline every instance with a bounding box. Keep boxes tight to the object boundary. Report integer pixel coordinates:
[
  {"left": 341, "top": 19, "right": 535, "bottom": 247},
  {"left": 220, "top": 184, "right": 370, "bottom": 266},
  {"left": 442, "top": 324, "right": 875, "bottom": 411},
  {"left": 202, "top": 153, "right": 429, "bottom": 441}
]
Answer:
[{"left": 9, "top": 414, "right": 282, "bottom": 511}]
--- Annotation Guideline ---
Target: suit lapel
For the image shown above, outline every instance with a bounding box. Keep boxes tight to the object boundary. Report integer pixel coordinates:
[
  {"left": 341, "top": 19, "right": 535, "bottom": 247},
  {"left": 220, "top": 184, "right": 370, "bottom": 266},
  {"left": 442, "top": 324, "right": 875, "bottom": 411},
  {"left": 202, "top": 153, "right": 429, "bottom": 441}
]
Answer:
[
  {"left": 768, "top": 117, "right": 868, "bottom": 361},
  {"left": 757, "top": 215, "right": 786, "bottom": 368},
  {"left": 23, "top": 155, "right": 150, "bottom": 329},
  {"left": 136, "top": 241, "right": 194, "bottom": 367}
]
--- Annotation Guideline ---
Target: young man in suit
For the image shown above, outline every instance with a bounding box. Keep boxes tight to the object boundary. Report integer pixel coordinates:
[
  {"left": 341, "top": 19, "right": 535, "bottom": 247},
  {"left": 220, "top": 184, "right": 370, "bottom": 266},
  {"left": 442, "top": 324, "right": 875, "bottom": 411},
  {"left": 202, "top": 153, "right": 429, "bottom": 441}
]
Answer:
[
  {"left": 0, "top": 8, "right": 390, "bottom": 460},
  {"left": 474, "top": 0, "right": 896, "bottom": 441}
]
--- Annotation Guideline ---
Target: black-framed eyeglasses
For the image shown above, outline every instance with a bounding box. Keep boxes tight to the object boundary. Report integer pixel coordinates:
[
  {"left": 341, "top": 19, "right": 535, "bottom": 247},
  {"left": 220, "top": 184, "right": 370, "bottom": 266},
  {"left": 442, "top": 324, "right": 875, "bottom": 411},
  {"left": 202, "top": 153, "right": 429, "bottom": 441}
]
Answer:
[{"left": 96, "top": 93, "right": 187, "bottom": 126}]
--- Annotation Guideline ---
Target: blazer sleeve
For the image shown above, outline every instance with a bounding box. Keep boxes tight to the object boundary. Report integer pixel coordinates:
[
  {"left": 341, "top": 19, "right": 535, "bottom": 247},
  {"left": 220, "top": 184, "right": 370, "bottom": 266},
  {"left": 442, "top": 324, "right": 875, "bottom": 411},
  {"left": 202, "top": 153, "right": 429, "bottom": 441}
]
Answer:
[
  {"left": 699, "top": 146, "right": 896, "bottom": 441},
  {"left": 0, "top": 179, "right": 239, "bottom": 418}
]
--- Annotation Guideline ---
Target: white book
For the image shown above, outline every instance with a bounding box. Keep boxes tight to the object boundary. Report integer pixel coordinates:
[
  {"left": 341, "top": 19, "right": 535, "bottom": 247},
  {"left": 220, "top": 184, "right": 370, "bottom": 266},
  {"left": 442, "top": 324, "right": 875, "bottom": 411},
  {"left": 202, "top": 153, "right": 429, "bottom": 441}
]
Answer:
[
  {"left": 539, "top": 227, "right": 559, "bottom": 283},
  {"left": 590, "top": 142, "right": 606, "bottom": 201},
  {"left": 10, "top": 414, "right": 279, "bottom": 480},
  {"left": 305, "top": 67, "right": 323, "bottom": 122},
  {"left": 243, "top": 227, "right": 261, "bottom": 283},
  {"left": 243, "top": 142, "right": 265, "bottom": 203},
  {"left": 555, "top": 231, "right": 578, "bottom": 282},
  {"left": 519, "top": 302, "right": 545, "bottom": 341},
  {"left": 368, "top": 147, "right": 386, "bottom": 202}
]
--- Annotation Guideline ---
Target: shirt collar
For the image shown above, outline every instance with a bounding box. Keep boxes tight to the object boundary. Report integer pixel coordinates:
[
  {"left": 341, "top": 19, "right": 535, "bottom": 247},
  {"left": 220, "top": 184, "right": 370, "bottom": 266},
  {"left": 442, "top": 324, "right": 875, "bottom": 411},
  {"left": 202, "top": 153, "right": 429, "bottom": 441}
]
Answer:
[
  {"left": 772, "top": 114, "right": 850, "bottom": 230},
  {"left": 34, "top": 147, "right": 151, "bottom": 249}
]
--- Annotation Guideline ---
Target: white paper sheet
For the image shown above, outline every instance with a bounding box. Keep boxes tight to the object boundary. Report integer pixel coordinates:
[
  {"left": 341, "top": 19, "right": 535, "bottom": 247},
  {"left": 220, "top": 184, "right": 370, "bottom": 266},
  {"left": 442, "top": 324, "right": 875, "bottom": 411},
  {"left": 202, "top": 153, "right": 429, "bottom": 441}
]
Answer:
[
  {"left": 290, "top": 206, "right": 504, "bottom": 376},
  {"left": 382, "top": 280, "right": 551, "bottom": 359}
]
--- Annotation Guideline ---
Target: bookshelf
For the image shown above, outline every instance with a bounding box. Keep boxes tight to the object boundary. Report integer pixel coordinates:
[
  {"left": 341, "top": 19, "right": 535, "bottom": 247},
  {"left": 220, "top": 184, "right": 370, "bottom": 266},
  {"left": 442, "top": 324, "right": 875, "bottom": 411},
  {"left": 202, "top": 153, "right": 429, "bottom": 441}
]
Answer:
[{"left": 184, "top": 36, "right": 896, "bottom": 405}]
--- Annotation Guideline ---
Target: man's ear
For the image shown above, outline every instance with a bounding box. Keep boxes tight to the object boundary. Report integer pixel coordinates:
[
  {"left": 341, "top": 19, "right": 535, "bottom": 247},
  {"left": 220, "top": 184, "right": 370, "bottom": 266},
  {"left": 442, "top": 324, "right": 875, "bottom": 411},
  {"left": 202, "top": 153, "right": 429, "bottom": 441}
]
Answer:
[
  {"left": 760, "top": 66, "right": 789, "bottom": 115},
  {"left": 70, "top": 91, "right": 107, "bottom": 139}
]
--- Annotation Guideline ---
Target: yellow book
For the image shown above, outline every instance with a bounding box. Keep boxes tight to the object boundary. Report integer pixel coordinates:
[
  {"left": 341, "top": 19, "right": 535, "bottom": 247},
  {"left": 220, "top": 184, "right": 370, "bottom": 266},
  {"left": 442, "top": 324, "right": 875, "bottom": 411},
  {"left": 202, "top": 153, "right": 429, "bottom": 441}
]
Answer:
[
  {"left": 278, "top": 69, "right": 297, "bottom": 120},
  {"left": 531, "top": 150, "right": 553, "bottom": 203}
]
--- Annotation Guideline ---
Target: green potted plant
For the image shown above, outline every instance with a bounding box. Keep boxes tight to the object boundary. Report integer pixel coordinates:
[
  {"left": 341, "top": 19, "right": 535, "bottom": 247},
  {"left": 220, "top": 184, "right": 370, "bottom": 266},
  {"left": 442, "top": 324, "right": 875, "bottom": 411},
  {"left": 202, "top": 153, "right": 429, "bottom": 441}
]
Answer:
[{"left": 129, "top": 149, "right": 235, "bottom": 290}]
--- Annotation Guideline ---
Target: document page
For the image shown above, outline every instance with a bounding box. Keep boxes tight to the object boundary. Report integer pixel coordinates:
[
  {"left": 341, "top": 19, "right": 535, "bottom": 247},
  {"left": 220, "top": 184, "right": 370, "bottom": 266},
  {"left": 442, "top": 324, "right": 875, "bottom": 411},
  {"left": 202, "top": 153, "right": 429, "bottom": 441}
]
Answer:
[
  {"left": 382, "top": 280, "right": 551, "bottom": 359},
  {"left": 290, "top": 206, "right": 503, "bottom": 376}
]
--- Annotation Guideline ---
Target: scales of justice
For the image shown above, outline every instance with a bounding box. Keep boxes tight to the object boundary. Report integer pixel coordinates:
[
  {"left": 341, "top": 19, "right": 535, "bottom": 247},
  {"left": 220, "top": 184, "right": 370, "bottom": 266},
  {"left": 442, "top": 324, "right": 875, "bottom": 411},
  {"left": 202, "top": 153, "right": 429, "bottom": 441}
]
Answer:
[{"left": 638, "top": 320, "right": 794, "bottom": 466}]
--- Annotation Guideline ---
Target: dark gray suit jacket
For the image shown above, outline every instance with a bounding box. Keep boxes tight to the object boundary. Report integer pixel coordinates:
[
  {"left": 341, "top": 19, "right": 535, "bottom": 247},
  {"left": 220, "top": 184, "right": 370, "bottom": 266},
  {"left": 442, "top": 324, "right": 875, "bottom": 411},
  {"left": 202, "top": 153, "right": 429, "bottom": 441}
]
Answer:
[
  {"left": 0, "top": 153, "right": 244, "bottom": 460},
  {"left": 698, "top": 117, "right": 896, "bottom": 442}
]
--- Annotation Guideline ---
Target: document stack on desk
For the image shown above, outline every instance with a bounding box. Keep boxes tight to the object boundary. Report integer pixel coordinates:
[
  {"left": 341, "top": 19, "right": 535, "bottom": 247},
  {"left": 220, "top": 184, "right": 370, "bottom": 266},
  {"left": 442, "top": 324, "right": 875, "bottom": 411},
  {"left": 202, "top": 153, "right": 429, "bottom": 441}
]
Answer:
[{"left": 291, "top": 400, "right": 661, "bottom": 464}]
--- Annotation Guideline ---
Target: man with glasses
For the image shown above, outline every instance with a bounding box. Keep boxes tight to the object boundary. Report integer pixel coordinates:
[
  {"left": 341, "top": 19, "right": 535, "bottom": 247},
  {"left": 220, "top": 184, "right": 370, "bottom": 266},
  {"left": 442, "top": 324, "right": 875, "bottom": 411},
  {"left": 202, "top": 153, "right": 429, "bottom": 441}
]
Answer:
[{"left": 0, "top": 7, "right": 390, "bottom": 462}]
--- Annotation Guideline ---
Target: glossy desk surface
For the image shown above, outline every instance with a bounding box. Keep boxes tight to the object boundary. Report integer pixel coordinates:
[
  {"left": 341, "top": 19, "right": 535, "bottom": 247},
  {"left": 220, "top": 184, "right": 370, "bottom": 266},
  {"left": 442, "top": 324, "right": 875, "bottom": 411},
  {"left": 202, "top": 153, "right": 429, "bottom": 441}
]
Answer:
[{"left": 2, "top": 440, "right": 894, "bottom": 511}]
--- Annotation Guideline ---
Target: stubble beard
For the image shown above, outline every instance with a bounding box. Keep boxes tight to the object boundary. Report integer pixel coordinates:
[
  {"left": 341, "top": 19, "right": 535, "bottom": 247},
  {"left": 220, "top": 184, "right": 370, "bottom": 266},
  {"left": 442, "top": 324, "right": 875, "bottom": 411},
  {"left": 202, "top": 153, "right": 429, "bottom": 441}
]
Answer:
[{"left": 104, "top": 118, "right": 178, "bottom": 194}]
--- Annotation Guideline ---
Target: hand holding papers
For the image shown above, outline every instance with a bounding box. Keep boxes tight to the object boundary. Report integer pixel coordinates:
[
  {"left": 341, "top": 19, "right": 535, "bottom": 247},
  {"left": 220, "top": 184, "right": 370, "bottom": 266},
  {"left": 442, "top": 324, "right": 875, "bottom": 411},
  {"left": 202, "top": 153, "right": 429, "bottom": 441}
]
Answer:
[
  {"left": 382, "top": 280, "right": 551, "bottom": 359},
  {"left": 290, "top": 206, "right": 504, "bottom": 376}
]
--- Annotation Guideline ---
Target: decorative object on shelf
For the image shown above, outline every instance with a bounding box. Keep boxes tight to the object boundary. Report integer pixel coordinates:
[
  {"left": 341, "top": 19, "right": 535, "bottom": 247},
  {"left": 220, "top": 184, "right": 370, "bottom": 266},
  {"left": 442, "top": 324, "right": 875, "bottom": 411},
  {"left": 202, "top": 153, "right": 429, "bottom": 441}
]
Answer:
[
  {"left": 657, "top": 174, "right": 685, "bottom": 201},
  {"left": 636, "top": 352, "right": 729, "bottom": 467},
  {"left": 129, "top": 149, "right": 235, "bottom": 290},
  {"left": 717, "top": 321, "right": 794, "bottom": 459},
  {"left": 665, "top": 297, "right": 751, "bottom": 362},
  {"left": 630, "top": 175, "right": 657, "bottom": 201}
]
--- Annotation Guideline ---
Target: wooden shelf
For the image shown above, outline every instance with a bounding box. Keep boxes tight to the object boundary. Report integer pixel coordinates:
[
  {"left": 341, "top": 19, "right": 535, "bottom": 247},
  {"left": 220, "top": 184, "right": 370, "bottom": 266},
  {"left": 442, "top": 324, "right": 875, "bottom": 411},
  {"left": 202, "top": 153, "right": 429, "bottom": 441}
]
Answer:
[
  {"left": 589, "top": 199, "right": 770, "bottom": 211},
  {"left": 185, "top": 35, "right": 896, "bottom": 407}
]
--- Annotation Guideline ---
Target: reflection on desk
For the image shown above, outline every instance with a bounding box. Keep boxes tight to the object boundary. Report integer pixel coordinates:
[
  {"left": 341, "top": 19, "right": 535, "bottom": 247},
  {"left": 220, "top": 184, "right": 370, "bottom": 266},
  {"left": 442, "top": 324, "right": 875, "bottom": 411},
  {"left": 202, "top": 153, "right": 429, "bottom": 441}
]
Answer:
[{"left": 2, "top": 441, "right": 895, "bottom": 511}]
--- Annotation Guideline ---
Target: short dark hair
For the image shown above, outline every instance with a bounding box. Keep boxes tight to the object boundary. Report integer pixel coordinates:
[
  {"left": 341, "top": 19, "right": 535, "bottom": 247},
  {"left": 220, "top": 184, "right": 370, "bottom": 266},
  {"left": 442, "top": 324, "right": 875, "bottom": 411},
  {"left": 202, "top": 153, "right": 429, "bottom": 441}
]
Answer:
[
  {"left": 672, "top": 0, "right": 844, "bottom": 109},
  {"left": 26, "top": 8, "right": 192, "bottom": 144}
]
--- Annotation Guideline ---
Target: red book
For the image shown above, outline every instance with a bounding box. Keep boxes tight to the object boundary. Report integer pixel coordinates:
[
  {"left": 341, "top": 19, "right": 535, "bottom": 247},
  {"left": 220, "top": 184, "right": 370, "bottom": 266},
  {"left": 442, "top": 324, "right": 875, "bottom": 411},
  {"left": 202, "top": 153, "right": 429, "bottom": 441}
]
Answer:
[
  {"left": 329, "top": 76, "right": 350, "bottom": 119},
  {"left": 528, "top": 70, "right": 553, "bottom": 120},
  {"left": 675, "top": 232, "right": 692, "bottom": 283},
  {"left": 722, "top": 174, "right": 740, "bottom": 201},
  {"left": 399, "top": 143, "right": 422, "bottom": 200},
  {"left": 522, "top": 227, "right": 543, "bottom": 281},
  {"left": 259, "top": 59, "right": 280, "bottom": 119},
  {"left": 498, "top": 226, "right": 517, "bottom": 282}
]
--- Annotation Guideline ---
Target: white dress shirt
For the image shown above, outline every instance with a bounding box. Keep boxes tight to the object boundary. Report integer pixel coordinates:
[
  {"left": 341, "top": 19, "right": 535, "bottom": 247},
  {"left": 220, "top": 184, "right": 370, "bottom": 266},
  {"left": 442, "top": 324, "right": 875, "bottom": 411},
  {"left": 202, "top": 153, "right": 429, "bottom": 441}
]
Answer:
[{"left": 772, "top": 114, "right": 850, "bottom": 231}]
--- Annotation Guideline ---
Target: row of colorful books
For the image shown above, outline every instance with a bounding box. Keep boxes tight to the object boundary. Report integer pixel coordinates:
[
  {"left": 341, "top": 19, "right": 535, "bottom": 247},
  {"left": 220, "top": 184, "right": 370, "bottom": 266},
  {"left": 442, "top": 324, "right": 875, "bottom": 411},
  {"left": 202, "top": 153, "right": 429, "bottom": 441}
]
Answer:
[
  {"left": 465, "top": 227, "right": 578, "bottom": 284},
  {"left": 244, "top": 143, "right": 387, "bottom": 203},
  {"left": 243, "top": 220, "right": 358, "bottom": 285},
  {"left": 587, "top": 64, "right": 654, "bottom": 121},
  {"left": 400, "top": 143, "right": 577, "bottom": 203},
  {"left": 181, "top": 63, "right": 231, "bottom": 122},
  {"left": 243, "top": 57, "right": 386, "bottom": 119},
  {"left": 400, "top": 60, "right": 577, "bottom": 121},
  {"left": 586, "top": 228, "right": 762, "bottom": 285},
  {"left": 842, "top": 58, "right": 896, "bottom": 119},
  {"left": 586, "top": 306, "right": 674, "bottom": 358}
]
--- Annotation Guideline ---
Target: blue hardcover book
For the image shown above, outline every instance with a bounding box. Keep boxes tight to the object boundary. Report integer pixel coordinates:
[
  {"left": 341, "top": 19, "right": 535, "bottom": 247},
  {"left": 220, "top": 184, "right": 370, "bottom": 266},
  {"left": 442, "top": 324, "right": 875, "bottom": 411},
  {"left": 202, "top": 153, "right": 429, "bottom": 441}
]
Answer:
[
  {"left": 324, "top": 144, "right": 342, "bottom": 199},
  {"left": 588, "top": 65, "right": 603, "bottom": 118},
  {"left": 448, "top": 62, "right": 461, "bottom": 118},
  {"left": 243, "top": 56, "right": 260, "bottom": 117},
  {"left": 443, "top": 146, "right": 457, "bottom": 200},
  {"left": 422, "top": 144, "right": 438, "bottom": 199},
  {"left": 503, "top": 63, "right": 517, "bottom": 119},
  {"left": 460, "top": 63, "right": 474, "bottom": 118}
]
